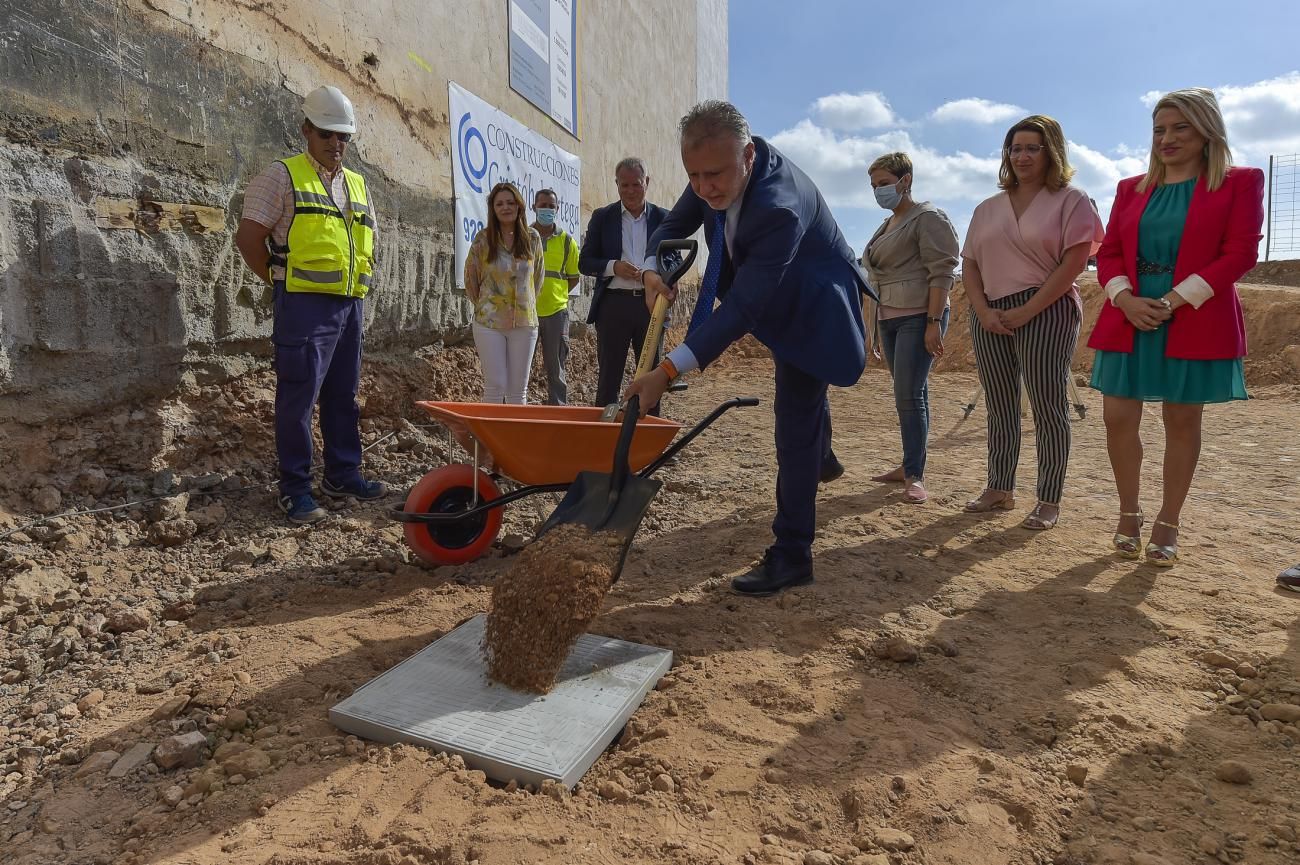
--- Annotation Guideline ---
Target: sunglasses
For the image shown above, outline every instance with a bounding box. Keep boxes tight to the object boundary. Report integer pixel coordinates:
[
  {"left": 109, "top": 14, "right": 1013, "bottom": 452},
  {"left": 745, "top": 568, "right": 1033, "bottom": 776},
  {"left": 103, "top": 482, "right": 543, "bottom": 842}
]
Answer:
[{"left": 314, "top": 128, "right": 352, "bottom": 143}]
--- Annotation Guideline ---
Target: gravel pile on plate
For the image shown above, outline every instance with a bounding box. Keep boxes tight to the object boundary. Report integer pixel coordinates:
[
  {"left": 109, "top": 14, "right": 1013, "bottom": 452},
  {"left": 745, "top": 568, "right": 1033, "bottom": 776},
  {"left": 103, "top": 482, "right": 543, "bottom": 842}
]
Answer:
[{"left": 484, "top": 524, "right": 623, "bottom": 693}]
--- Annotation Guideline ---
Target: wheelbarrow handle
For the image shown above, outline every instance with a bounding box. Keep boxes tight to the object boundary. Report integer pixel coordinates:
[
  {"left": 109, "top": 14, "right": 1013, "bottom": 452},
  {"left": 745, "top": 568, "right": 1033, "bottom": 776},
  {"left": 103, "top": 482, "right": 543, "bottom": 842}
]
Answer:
[{"left": 640, "top": 396, "right": 761, "bottom": 477}]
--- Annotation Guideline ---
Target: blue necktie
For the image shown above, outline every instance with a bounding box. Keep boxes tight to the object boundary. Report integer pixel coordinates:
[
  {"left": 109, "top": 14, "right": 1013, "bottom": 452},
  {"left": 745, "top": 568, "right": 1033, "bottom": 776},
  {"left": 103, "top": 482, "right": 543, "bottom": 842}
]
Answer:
[{"left": 688, "top": 209, "right": 726, "bottom": 335}]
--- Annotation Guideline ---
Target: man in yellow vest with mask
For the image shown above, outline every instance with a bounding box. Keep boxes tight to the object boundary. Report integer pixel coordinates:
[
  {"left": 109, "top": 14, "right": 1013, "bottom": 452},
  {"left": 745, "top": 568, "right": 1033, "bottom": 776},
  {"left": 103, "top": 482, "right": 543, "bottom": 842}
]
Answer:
[
  {"left": 234, "top": 85, "right": 386, "bottom": 524},
  {"left": 531, "top": 188, "right": 581, "bottom": 404}
]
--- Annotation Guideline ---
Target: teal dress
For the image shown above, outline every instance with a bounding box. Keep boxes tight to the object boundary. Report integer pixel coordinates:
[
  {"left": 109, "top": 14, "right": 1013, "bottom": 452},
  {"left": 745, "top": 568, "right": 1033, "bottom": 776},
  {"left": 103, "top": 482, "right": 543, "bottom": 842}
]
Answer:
[{"left": 1090, "top": 178, "right": 1247, "bottom": 403}]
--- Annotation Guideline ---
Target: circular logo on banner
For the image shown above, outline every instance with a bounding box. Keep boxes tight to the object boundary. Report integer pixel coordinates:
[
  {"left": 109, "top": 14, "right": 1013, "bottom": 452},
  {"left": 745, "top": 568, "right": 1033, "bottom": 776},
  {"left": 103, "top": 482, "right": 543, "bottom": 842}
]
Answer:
[{"left": 457, "top": 111, "right": 488, "bottom": 194}]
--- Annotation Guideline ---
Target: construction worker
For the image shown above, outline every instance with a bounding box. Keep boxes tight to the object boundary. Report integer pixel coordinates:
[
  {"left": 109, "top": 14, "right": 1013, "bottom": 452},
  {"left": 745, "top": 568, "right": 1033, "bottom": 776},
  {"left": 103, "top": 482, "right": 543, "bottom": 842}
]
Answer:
[
  {"left": 234, "top": 85, "right": 387, "bottom": 524},
  {"left": 531, "top": 188, "right": 581, "bottom": 404}
]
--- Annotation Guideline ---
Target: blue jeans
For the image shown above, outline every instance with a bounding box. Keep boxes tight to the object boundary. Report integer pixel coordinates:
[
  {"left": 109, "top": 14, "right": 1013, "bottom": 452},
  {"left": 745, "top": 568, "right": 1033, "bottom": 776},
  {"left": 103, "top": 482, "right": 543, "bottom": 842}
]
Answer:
[{"left": 879, "top": 309, "right": 949, "bottom": 480}]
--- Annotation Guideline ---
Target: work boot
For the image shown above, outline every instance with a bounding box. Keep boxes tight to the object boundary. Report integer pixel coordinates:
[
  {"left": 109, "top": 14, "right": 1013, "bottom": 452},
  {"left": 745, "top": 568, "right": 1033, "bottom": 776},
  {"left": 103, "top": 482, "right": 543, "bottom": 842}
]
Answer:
[
  {"left": 279, "top": 493, "right": 328, "bottom": 525},
  {"left": 820, "top": 451, "right": 845, "bottom": 484},
  {"left": 731, "top": 549, "right": 813, "bottom": 597},
  {"left": 321, "top": 476, "right": 388, "bottom": 500}
]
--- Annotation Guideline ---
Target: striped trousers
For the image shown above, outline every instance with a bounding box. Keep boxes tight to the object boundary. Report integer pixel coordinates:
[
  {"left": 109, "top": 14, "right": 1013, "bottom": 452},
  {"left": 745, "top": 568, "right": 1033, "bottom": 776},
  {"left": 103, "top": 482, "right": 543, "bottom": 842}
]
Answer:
[{"left": 970, "top": 288, "right": 1081, "bottom": 505}]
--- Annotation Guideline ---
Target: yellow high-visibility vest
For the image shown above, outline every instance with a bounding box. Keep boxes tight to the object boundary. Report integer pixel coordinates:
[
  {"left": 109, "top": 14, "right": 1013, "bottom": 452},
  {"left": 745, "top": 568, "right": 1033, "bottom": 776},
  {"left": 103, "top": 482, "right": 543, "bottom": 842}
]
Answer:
[
  {"left": 536, "top": 229, "right": 580, "bottom": 317},
  {"left": 279, "top": 154, "right": 375, "bottom": 298}
]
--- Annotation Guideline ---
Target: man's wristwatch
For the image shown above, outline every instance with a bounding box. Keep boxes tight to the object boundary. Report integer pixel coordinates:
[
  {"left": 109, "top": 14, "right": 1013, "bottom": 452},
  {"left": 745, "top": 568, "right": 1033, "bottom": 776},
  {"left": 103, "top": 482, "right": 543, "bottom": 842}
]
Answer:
[{"left": 926, "top": 316, "right": 943, "bottom": 324}]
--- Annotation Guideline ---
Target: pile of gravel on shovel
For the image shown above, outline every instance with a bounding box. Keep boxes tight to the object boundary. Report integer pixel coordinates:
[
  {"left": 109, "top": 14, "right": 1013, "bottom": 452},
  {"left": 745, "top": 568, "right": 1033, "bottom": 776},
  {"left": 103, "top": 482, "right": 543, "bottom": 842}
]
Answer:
[{"left": 483, "top": 524, "right": 624, "bottom": 693}]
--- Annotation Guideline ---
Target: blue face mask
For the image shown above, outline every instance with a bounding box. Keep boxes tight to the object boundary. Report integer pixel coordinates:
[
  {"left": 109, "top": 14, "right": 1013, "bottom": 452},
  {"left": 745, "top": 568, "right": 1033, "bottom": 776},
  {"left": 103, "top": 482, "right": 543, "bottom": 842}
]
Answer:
[
  {"left": 874, "top": 183, "right": 902, "bottom": 210},
  {"left": 536, "top": 207, "right": 557, "bottom": 226}
]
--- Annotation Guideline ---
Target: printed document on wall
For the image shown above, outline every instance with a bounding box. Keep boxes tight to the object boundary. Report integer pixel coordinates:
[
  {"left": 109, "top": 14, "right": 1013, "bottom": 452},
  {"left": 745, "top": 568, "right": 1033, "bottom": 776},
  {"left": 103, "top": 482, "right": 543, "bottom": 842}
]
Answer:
[{"left": 508, "top": 0, "right": 580, "bottom": 137}]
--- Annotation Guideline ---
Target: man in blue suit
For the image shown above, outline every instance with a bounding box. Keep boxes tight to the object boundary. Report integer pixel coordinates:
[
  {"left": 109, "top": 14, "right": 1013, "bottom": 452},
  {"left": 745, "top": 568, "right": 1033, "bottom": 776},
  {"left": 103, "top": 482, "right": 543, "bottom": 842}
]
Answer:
[
  {"left": 627, "top": 100, "right": 873, "bottom": 596},
  {"left": 579, "top": 157, "right": 670, "bottom": 409}
]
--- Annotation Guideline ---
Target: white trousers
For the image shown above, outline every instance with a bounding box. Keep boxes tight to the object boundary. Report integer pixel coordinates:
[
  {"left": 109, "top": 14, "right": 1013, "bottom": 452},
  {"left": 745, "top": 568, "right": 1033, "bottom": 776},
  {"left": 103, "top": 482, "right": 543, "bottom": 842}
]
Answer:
[{"left": 472, "top": 323, "right": 538, "bottom": 404}]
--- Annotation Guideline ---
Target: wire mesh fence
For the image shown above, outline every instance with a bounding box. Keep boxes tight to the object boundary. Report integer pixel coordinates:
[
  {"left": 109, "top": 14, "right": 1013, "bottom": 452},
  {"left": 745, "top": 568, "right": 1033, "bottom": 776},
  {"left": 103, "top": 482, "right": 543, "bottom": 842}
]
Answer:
[{"left": 1266, "top": 153, "right": 1300, "bottom": 260}]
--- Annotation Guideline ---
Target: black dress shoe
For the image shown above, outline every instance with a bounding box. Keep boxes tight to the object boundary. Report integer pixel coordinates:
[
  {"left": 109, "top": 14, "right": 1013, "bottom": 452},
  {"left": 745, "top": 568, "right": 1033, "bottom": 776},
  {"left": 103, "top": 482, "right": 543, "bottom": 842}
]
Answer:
[
  {"left": 732, "top": 551, "right": 814, "bottom": 596},
  {"left": 820, "top": 453, "right": 845, "bottom": 484}
]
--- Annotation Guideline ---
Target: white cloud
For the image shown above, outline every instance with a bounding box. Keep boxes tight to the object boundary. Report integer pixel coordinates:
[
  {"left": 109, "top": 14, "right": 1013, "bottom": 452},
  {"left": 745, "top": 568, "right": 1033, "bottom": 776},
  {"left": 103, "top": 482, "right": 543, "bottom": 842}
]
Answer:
[
  {"left": 931, "top": 97, "right": 1026, "bottom": 125},
  {"left": 769, "top": 121, "right": 1000, "bottom": 212},
  {"left": 811, "top": 91, "right": 897, "bottom": 130},
  {"left": 770, "top": 102, "right": 1141, "bottom": 249},
  {"left": 1218, "top": 71, "right": 1300, "bottom": 163},
  {"left": 769, "top": 119, "right": 1002, "bottom": 248},
  {"left": 1068, "top": 141, "right": 1148, "bottom": 222},
  {"left": 1140, "top": 73, "right": 1300, "bottom": 163},
  {"left": 769, "top": 72, "right": 1300, "bottom": 254}
]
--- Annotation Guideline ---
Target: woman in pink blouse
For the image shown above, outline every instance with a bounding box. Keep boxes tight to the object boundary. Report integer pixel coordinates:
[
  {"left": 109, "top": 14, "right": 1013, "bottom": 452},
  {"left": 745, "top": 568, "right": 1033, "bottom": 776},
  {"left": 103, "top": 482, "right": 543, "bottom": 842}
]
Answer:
[{"left": 960, "top": 115, "right": 1103, "bottom": 529}]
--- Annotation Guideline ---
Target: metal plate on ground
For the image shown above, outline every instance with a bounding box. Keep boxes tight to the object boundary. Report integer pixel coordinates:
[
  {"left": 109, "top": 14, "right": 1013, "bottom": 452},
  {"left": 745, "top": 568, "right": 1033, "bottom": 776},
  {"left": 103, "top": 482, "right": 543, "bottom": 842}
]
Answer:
[{"left": 328, "top": 614, "right": 672, "bottom": 788}]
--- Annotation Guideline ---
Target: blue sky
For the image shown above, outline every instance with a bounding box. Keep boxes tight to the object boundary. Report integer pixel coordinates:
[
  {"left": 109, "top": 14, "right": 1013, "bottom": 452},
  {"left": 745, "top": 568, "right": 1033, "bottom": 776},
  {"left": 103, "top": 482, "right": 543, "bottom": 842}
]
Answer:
[{"left": 728, "top": 0, "right": 1300, "bottom": 259}]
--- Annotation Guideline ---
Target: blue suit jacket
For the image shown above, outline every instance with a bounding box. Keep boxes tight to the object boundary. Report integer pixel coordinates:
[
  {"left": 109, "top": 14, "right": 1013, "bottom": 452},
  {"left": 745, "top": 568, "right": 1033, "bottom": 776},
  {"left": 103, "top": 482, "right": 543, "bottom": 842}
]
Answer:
[
  {"left": 578, "top": 200, "right": 669, "bottom": 324},
  {"left": 648, "top": 137, "right": 873, "bottom": 387}
]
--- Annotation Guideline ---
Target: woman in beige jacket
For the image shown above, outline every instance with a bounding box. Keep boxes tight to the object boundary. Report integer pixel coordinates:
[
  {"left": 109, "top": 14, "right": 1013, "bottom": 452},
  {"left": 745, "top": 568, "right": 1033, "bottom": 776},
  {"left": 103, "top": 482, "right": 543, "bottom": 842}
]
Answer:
[{"left": 862, "top": 152, "right": 960, "bottom": 503}]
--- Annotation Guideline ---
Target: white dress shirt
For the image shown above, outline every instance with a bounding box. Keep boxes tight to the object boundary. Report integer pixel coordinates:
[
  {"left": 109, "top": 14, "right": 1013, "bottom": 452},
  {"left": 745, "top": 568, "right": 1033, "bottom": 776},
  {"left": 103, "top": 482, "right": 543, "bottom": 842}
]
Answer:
[{"left": 603, "top": 203, "right": 649, "bottom": 290}]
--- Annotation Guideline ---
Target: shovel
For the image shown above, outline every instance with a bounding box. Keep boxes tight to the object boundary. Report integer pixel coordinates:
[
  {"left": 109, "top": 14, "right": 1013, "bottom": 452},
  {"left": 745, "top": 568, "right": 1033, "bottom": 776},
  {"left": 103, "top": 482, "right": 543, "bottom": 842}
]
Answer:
[
  {"left": 537, "top": 393, "right": 658, "bottom": 581},
  {"left": 598, "top": 239, "right": 699, "bottom": 421}
]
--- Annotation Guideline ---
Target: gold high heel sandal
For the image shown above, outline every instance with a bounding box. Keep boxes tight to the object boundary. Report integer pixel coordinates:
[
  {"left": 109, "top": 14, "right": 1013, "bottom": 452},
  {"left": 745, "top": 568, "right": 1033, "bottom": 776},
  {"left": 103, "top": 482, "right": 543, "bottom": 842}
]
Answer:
[
  {"left": 1112, "top": 510, "right": 1143, "bottom": 559},
  {"left": 1145, "top": 519, "right": 1180, "bottom": 567},
  {"left": 963, "top": 490, "right": 1016, "bottom": 513}
]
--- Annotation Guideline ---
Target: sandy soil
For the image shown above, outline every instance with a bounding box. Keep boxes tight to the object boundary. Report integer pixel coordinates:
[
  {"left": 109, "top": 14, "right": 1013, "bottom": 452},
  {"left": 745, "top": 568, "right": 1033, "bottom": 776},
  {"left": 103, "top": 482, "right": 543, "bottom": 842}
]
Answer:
[
  {"left": 4, "top": 343, "right": 1300, "bottom": 865},
  {"left": 1244, "top": 259, "right": 1300, "bottom": 289}
]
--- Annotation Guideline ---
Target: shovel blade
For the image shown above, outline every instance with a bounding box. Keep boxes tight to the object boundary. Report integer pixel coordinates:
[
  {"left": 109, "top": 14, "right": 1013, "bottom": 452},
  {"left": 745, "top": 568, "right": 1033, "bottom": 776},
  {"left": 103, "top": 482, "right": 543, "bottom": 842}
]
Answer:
[
  {"left": 598, "top": 401, "right": 622, "bottom": 422},
  {"left": 539, "top": 470, "right": 662, "bottom": 542},
  {"left": 537, "top": 470, "right": 662, "bottom": 583}
]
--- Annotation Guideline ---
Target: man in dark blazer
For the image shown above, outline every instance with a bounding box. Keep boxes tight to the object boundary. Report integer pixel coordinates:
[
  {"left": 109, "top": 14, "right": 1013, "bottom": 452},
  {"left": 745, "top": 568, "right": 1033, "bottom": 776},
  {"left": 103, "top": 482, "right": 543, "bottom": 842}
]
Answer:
[
  {"left": 627, "top": 100, "right": 873, "bottom": 597},
  {"left": 579, "top": 157, "right": 669, "bottom": 408}
]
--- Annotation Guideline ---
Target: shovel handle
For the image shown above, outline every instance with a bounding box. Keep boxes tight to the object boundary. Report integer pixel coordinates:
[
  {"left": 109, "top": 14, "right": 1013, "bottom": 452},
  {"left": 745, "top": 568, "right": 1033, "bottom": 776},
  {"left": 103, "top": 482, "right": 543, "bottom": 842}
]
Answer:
[
  {"left": 634, "top": 293, "right": 670, "bottom": 379},
  {"left": 610, "top": 393, "right": 640, "bottom": 493},
  {"left": 633, "top": 239, "right": 699, "bottom": 380}
]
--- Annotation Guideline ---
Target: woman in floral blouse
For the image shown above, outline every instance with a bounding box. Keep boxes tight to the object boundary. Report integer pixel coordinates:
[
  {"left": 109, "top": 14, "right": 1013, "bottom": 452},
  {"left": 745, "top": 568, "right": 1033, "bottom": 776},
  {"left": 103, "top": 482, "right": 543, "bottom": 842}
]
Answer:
[{"left": 464, "top": 182, "right": 545, "bottom": 403}]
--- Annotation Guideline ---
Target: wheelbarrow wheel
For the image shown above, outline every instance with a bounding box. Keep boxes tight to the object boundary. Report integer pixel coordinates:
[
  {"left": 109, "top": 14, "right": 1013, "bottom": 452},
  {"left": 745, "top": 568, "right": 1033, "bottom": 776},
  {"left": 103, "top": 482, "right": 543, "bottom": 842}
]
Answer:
[{"left": 403, "top": 465, "right": 502, "bottom": 566}]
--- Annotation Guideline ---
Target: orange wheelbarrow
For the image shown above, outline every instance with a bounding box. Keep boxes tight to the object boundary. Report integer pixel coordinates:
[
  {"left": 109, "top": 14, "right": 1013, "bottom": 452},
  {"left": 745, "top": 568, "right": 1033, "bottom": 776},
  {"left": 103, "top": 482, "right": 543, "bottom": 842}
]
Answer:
[{"left": 391, "top": 397, "right": 759, "bottom": 565}]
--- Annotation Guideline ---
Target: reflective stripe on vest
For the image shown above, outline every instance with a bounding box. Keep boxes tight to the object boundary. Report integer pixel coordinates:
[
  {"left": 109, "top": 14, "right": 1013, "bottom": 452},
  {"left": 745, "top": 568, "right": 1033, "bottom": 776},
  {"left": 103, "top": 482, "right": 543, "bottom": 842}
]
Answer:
[
  {"left": 536, "top": 230, "right": 578, "bottom": 317},
  {"left": 280, "top": 154, "right": 376, "bottom": 298}
]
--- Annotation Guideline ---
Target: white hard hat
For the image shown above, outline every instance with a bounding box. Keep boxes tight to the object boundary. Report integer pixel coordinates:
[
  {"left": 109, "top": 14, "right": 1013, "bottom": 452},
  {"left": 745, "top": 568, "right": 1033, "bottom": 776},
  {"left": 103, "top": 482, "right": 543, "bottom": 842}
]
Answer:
[{"left": 303, "top": 85, "right": 356, "bottom": 134}]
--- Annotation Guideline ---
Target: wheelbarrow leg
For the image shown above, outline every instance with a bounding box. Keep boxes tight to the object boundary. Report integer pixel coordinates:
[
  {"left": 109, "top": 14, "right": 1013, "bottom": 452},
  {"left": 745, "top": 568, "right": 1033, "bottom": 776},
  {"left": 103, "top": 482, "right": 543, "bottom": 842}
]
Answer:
[
  {"left": 1068, "top": 375, "right": 1087, "bottom": 419},
  {"left": 962, "top": 383, "right": 980, "bottom": 420}
]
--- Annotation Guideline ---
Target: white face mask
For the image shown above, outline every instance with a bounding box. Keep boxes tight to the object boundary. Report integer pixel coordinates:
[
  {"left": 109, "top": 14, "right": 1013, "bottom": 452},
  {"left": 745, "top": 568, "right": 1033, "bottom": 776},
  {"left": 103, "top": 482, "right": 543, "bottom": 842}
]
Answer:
[{"left": 874, "top": 183, "right": 903, "bottom": 210}]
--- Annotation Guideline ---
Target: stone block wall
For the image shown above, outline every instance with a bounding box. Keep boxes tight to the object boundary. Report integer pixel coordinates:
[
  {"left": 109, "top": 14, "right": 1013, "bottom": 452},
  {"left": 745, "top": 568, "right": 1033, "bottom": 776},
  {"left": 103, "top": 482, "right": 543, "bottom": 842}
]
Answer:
[{"left": 0, "top": 0, "right": 728, "bottom": 423}]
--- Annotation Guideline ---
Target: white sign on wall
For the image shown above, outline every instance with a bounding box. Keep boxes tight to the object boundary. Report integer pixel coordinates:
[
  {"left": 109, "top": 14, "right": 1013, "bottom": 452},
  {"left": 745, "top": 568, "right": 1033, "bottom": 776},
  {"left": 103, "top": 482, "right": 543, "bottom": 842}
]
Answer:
[
  {"left": 449, "top": 81, "right": 582, "bottom": 288},
  {"left": 508, "top": 0, "right": 579, "bottom": 138}
]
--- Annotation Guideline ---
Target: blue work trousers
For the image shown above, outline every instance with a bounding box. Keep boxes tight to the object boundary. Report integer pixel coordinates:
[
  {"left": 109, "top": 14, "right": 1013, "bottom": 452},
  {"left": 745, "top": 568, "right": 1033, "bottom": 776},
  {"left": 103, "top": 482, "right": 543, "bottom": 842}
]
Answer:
[{"left": 272, "top": 282, "right": 365, "bottom": 496}]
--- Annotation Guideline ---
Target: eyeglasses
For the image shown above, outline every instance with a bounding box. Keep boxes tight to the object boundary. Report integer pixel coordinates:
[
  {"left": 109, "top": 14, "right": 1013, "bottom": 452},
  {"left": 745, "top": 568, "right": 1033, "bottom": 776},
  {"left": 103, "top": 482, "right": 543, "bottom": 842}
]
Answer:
[
  {"left": 1006, "top": 144, "right": 1045, "bottom": 157},
  {"left": 314, "top": 128, "right": 353, "bottom": 143}
]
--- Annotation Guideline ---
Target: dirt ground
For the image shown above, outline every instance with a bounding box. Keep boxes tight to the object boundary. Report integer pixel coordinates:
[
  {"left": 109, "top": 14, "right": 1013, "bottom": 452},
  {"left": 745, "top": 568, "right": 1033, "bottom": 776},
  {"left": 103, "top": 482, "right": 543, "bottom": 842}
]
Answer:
[{"left": 3, "top": 280, "right": 1300, "bottom": 865}]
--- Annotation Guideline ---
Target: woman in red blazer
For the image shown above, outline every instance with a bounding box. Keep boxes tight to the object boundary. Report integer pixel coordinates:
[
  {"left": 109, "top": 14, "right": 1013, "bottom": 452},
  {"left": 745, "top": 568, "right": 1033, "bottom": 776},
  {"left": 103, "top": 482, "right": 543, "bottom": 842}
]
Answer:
[{"left": 1087, "top": 88, "right": 1264, "bottom": 567}]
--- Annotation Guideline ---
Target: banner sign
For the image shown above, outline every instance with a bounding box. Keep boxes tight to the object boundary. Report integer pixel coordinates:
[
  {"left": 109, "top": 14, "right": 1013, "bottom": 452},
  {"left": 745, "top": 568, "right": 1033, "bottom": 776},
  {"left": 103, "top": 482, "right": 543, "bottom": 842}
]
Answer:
[
  {"left": 508, "top": 0, "right": 579, "bottom": 137},
  {"left": 449, "top": 81, "right": 582, "bottom": 288}
]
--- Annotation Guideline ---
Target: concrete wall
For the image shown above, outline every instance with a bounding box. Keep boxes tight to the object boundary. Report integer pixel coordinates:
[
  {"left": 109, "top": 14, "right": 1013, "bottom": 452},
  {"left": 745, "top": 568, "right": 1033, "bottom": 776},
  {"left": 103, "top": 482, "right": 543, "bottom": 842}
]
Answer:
[{"left": 0, "top": 0, "right": 728, "bottom": 423}]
